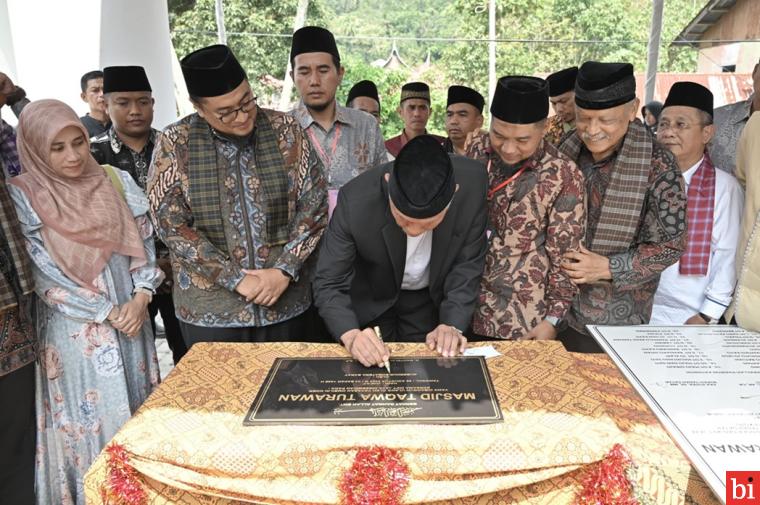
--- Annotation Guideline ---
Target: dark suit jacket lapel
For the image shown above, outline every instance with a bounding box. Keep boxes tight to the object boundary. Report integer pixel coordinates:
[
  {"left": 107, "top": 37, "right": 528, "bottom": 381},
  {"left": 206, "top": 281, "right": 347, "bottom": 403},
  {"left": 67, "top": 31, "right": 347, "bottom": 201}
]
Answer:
[
  {"left": 430, "top": 207, "right": 456, "bottom": 288},
  {"left": 382, "top": 216, "right": 406, "bottom": 290},
  {"left": 381, "top": 176, "right": 406, "bottom": 289}
]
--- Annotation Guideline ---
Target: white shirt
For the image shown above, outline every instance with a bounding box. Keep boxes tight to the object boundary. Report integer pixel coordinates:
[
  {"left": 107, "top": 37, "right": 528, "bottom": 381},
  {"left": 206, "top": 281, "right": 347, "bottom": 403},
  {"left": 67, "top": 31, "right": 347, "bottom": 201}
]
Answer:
[
  {"left": 650, "top": 157, "right": 744, "bottom": 324},
  {"left": 401, "top": 231, "right": 433, "bottom": 290}
]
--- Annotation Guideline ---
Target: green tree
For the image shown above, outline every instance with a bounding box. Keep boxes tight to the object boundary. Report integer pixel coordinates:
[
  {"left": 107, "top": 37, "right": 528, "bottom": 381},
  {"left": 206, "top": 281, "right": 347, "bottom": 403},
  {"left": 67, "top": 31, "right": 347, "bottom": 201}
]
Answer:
[{"left": 169, "top": 0, "right": 704, "bottom": 126}]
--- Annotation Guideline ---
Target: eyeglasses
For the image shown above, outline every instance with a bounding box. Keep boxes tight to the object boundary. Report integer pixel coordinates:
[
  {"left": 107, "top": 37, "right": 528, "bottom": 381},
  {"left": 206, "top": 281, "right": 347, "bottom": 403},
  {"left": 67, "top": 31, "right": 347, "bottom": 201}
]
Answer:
[{"left": 216, "top": 95, "right": 257, "bottom": 124}]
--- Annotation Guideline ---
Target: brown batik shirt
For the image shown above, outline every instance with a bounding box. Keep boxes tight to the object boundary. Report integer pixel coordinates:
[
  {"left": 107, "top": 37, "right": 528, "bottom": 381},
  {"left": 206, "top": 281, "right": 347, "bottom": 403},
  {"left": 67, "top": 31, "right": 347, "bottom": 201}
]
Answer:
[{"left": 466, "top": 133, "right": 586, "bottom": 339}]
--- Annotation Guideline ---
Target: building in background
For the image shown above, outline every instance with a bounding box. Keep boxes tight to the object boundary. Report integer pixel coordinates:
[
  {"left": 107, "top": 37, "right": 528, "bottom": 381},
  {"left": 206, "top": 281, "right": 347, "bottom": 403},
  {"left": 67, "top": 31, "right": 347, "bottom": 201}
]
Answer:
[{"left": 673, "top": 0, "right": 760, "bottom": 74}]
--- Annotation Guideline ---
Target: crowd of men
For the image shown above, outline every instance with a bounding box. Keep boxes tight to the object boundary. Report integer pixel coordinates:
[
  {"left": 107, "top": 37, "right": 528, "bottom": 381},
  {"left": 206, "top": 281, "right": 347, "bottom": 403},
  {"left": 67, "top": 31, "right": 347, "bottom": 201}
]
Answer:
[{"left": 1, "top": 23, "right": 760, "bottom": 504}]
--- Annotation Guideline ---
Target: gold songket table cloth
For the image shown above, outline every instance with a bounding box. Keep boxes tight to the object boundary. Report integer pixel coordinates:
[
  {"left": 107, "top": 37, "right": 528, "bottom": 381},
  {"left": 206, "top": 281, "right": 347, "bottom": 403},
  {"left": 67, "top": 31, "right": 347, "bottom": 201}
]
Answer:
[{"left": 84, "top": 341, "right": 721, "bottom": 504}]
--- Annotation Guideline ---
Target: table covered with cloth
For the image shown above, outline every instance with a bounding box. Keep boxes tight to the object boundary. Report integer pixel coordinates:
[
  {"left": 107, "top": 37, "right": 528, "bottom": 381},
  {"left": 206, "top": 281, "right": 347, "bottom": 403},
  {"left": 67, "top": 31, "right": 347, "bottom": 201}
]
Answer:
[{"left": 83, "top": 341, "right": 720, "bottom": 504}]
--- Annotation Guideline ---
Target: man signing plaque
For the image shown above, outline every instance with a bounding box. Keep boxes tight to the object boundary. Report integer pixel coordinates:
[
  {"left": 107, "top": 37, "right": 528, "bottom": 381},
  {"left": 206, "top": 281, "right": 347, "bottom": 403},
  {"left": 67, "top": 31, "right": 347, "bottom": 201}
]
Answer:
[{"left": 313, "top": 135, "right": 488, "bottom": 367}]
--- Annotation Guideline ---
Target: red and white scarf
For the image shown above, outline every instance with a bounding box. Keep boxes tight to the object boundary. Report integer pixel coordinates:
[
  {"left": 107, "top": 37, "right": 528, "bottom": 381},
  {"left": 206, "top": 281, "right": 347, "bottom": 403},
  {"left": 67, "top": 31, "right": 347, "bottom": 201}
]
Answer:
[{"left": 680, "top": 153, "right": 715, "bottom": 276}]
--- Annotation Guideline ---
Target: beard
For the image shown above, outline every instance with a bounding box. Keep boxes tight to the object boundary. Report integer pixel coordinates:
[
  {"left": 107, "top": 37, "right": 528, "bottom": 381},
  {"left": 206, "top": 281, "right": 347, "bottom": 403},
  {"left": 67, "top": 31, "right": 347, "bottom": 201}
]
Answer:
[{"left": 304, "top": 96, "right": 334, "bottom": 112}]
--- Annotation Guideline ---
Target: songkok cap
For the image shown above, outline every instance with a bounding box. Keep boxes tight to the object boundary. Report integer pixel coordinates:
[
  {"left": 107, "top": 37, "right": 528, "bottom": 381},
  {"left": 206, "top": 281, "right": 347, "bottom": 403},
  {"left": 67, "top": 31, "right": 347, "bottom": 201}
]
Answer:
[
  {"left": 400, "top": 82, "right": 430, "bottom": 103},
  {"left": 447, "top": 85, "right": 485, "bottom": 113},
  {"left": 181, "top": 44, "right": 247, "bottom": 98},
  {"left": 575, "top": 61, "right": 636, "bottom": 110},
  {"left": 490, "top": 76, "right": 549, "bottom": 124},
  {"left": 663, "top": 82, "right": 713, "bottom": 117},
  {"left": 103, "top": 66, "right": 152, "bottom": 93},
  {"left": 546, "top": 66, "right": 578, "bottom": 97},
  {"left": 389, "top": 135, "right": 455, "bottom": 219},
  {"left": 290, "top": 26, "right": 340, "bottom": 64},
  {"left": 346, "top": 80, "right": 380, "bottom": 105}
]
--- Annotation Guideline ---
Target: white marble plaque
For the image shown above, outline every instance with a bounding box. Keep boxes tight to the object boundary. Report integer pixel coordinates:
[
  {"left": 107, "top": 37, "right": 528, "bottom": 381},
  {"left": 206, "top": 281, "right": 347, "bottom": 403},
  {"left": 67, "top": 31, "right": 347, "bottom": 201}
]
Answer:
[{"left": 588, "top": 324, "right": 760, "bottom": 504}]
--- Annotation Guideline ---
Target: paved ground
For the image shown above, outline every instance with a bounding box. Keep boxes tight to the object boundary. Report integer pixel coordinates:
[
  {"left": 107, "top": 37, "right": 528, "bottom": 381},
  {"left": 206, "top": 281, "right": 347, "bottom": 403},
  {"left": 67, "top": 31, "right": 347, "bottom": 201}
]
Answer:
[
  {"left": 153, "top": 314, "right": 175, "bottom": 380},
  {"left": 155, "top": 337, "right": 175, "bottom": 380}
]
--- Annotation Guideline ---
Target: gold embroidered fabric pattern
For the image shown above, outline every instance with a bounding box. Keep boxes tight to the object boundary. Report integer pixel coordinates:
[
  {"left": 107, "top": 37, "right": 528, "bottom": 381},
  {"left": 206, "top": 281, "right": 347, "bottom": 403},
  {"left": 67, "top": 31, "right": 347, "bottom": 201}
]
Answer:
[{"left": 84, "top": 341, "right": 720, "bottom": 504}]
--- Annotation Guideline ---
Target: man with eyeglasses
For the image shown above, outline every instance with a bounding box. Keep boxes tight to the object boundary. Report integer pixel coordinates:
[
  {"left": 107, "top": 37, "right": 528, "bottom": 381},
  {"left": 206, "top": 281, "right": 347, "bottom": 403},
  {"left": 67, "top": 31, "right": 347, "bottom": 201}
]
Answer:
[
  {"left": 91, "top": 65, "right": 187, "bottom": 363},
  {"left": 650, "top": 82, "right": 743, "bottom": 325},
  {"left": 147, "top": 44, "right": 327, "bottom": 347}
]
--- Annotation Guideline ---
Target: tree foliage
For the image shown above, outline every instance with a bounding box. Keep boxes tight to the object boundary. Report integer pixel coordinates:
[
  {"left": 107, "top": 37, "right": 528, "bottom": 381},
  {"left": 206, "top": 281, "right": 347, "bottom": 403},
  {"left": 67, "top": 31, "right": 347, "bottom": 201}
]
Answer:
[
  {"left": 169, "top": 0, "right": 326, "bottom": 101},
  {"left": 169, "top": 0, "right": 704, "bottom": 136}
]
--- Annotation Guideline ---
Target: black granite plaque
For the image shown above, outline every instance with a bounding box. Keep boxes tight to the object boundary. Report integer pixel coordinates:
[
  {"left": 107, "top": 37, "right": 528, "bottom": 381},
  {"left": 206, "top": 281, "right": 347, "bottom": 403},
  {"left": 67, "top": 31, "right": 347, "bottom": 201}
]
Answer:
[{"left": 244, "top": 356, "right": 503, "bottom": 425}]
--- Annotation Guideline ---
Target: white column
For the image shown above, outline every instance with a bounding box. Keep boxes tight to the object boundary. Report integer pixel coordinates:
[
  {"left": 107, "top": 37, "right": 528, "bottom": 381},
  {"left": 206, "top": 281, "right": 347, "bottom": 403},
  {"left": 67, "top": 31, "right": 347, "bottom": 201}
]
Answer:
[
  {"left": 0, "top": 0, "right": 180, "bottom": 128},
  {"left": 100, "top": 0, "right": 179, "bottom": 128}
]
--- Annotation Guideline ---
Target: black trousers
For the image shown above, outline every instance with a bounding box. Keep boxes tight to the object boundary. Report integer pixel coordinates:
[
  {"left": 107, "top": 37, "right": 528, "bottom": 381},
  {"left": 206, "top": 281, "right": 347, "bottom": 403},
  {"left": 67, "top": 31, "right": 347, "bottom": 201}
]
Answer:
[
  {"left": 149, "top": 293, "right": 188, "bottom": 364},
  {"left": 556, "top": 325, "right": 604, "bottom": 353},
  {"left": 368, "top": 289, "right": 438, "bottom": 342},
  {"left": 179, "top": 311, "right": 313, "bottom": 348},
  {"left": 0, "top": 362, "right": 35, "bottom": 505}
]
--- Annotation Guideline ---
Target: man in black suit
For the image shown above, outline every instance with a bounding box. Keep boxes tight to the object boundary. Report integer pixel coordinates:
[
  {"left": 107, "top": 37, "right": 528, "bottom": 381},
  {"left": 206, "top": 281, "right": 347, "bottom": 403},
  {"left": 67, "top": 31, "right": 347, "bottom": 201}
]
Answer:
[{"left": 314, "top": 135, "right": 488, "bottom": 367}]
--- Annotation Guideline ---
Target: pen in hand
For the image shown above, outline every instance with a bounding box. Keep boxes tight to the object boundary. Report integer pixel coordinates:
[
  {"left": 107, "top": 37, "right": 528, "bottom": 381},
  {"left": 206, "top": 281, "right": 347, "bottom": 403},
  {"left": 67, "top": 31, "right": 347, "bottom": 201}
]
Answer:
[{"left": 374, "top": 326, "right": 391, "bottom": 373}]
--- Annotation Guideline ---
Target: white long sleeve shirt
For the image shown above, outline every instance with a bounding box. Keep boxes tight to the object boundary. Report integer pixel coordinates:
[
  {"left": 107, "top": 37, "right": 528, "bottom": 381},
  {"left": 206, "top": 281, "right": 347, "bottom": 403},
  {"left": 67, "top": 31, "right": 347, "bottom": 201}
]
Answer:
[{"left": 650, "top": 158, "right": 744, "bottom": 324}]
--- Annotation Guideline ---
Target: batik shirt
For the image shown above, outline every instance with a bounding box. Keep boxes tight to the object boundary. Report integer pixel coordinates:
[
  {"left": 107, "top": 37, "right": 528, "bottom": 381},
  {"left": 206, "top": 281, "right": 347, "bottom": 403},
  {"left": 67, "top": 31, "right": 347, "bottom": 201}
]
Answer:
[
  {"left": 290, "top": 102, "right": 388, "bottom": 190},
  {"left": 90, "top": 126, "right": 159, "bottom": 190},
  {"left": 148, "top": 110, "right": 327, "bottom": 327},
  {"left": 466, "top": 133, "right": 586, "bottom": 339},
  {"left": 0, "top": 169, "right": 35, "bottom": 375},
  {"left": 563, "top": 140, "right": 687, "bottom": 332},
  {"left": 710, "top": 96, "right": 754, "bottom": 175},
  {"left": 543, "top": 115, "right": 572, "bottom": 146}
]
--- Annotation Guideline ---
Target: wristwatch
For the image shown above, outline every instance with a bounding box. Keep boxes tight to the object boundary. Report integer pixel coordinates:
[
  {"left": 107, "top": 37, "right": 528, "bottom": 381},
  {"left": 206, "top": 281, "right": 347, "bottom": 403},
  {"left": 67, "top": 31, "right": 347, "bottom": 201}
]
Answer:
[
  {"left": 133, "top": 287, "right": 154, "bottom": 303},
  {"left": 544, "top": 316, "right": 560, "bottom": 327},
  {"left": 698, "top": 312, "right": 718, "bottom": 325}
]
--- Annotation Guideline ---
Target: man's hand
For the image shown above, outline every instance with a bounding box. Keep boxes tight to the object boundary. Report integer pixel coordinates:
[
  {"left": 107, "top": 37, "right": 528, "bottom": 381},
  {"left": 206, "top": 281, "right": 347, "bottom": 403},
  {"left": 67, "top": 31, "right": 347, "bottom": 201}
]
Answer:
[
  {"left": 685, "top": 313, "right": 709, "bottom": 325},
  {"left": 426, "top": 324, "right": 467, "bottom": 357},
  {"left": 522, "top": 320, "right": 557, "bottom": 341},
  {"left": 240, "top": 268, "right": 290, "bottom": 306},
  {"left": 112, "top": 292, "right": 150, "bottom": 337},
  {"left": 562, "top": 245, "right": 612, "bottom": 284},
  {"left": 235, "top": 274, "right": 259, "bottom": 300},
  {"left": 340, "top": 328, "right": 390, "bottom": 368}
]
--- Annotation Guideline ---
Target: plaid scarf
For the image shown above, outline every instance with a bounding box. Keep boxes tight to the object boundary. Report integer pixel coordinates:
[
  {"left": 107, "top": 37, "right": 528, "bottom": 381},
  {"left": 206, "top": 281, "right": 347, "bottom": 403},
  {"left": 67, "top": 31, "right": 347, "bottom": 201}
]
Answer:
[
  {"left": 187, "top": 110, "right": 290, "bottom": 253},
  {"left": 680, "top": 153, "right": 715, "bottom": 275},
  {"left": 560, "top": 119, "right": 652, "bottom": 255},
  {"left": 0, "top": 178, "right": 34, "bottom": 315},
  {"left": 0, "top": 120, "right": 21, "bottom": 176}
]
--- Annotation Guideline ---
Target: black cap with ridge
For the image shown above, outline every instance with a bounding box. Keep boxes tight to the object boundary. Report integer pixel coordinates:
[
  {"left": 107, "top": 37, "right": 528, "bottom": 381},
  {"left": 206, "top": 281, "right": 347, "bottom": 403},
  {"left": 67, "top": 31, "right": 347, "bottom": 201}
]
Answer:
[
  {"left": 290, "top": 26, "right": 340, "bottom": 64},
  {"left": 574, "top": 61, "right": 636, "bottom": 110},
  {"left": 389, "top": 135, "right": 455, "bottom": 219},
  {"left": 181, "top": 44, "right": 247, "bottom": 98},
  {"left": 490, "top": 76, "right": 549, "bottom": 124},
  {"left": 346, "top": 80, "right": 380, "bottom": 105},
  {"left": 546, "top": 66, "right": 578, "bottom": 97},
  {"left": 663, "top": 82, "right": 713, "bottom": 117},
  {"left": 447, "top": 85, "right": 485, "bottom": 112},
  {"left": 103, "top": 66, "right": 152, "bottom": 93}
]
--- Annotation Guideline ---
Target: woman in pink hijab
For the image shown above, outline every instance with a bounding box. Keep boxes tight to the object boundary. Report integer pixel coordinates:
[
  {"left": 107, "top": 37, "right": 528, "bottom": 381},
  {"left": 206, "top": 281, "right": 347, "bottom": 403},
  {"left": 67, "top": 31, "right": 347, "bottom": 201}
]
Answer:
[{"left": 8, "top": 99, "right": 163, "bottom": 505}]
